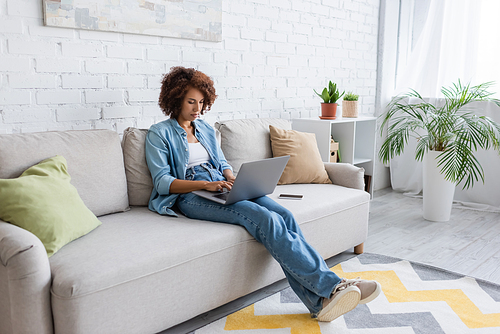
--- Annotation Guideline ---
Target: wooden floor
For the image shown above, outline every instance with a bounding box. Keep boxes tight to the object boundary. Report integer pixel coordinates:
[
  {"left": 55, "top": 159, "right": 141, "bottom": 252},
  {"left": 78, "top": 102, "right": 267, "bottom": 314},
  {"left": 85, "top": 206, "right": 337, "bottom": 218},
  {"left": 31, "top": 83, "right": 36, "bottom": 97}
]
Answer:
[{"left": 366, "top": 188, "right": 500, "bottom": 284}]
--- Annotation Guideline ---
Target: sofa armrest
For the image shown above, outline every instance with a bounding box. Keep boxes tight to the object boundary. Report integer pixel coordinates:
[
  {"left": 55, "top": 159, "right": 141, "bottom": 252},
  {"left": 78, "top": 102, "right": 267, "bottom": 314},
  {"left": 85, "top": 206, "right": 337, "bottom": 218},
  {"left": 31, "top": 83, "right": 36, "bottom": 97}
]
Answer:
[
  {"left": 324, "top": 162, "right": 365, "bottom": 190},
  {"left": 0, "top": 221, "right": 53, "bottom": 334}
]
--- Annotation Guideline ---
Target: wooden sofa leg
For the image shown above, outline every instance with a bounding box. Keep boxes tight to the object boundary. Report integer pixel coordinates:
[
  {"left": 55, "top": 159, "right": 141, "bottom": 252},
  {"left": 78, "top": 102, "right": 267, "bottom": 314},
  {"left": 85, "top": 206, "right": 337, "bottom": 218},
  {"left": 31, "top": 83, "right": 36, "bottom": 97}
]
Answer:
[{"left": 354, "top": 243, "right": 364, "bottom": 254}]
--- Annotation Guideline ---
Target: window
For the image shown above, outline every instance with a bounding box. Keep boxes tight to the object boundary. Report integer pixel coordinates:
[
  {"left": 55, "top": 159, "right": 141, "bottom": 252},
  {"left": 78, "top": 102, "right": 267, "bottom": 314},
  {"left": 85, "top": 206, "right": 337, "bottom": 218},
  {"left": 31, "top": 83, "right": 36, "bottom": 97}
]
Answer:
[{"left": 394, "top": 0, "right": 499, "bottom": 97}]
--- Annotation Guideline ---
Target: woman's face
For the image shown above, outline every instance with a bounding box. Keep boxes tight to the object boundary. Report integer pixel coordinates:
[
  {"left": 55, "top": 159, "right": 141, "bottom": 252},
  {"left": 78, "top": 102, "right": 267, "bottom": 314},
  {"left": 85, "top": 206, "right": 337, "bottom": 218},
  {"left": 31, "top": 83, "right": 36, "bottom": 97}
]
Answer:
[{"left": 177, "top": 87, "right": 205, "bottom": 123}]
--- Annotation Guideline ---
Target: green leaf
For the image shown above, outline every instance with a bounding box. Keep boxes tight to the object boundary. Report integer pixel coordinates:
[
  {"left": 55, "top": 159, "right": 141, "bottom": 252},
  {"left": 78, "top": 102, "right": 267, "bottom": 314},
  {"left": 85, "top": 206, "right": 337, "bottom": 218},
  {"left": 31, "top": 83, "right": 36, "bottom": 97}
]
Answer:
[
  {"left": 378, "top": 80, "right": 500, "bottom": 189},
  {"left": 321, "top": 88, "right": 330, "bottom": 103},
  {"left": 314, "top": 88, "right": 330, "bottom": 103}
]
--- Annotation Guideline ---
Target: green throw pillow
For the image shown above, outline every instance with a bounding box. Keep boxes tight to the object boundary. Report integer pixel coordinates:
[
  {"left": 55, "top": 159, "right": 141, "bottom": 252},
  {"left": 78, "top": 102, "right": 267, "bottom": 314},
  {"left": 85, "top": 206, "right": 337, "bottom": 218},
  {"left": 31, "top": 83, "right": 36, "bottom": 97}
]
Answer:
[{"left": 0, "top": 155, "right": 101, "bottom": 257}]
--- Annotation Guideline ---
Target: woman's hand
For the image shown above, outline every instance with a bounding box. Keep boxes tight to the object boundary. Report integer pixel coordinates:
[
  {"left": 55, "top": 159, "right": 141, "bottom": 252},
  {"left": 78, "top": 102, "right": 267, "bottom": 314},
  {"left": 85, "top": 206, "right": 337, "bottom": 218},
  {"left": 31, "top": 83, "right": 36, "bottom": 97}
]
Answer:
[
  {"left": 223, "top": 169, "right": 236, "bottom": 184},
  {"left": 170, "top": 168, "right": 236, "bottom": 194},
  {"left": 204, "top": 180, "right": 232, "bottom": 192}
]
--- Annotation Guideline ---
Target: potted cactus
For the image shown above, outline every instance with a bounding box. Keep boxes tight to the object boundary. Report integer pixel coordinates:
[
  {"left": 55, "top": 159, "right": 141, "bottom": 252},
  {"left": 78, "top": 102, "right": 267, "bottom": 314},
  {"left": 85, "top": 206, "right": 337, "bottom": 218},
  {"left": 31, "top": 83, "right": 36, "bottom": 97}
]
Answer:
[
  {"left": 342, "top": 92, "right": 359, "bottom": 118},
  {"left": 314, "top": 81, "right": 344, "bottom": 119}
]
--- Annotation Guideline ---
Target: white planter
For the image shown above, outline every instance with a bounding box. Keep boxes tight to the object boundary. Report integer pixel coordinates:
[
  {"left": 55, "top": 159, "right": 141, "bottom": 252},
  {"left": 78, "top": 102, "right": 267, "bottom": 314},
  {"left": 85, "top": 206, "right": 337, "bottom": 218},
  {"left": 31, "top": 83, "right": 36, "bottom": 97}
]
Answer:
[{"left": 423, "top": 150, "right": 456, "bottom": 221}]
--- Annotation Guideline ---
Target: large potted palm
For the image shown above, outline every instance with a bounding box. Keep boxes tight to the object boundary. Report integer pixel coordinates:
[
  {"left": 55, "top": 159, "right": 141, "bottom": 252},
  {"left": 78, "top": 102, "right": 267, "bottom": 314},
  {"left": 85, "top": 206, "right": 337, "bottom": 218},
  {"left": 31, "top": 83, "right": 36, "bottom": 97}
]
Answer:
[{"left": 379, "top": 80, "right": 500, "bottom": 221}]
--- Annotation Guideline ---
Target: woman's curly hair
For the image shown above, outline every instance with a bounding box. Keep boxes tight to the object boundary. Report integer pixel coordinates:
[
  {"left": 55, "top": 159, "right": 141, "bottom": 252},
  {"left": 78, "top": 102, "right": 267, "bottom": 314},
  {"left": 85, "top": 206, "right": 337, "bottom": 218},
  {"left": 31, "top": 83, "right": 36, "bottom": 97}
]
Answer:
[{"left": 158, "top": 66, "right": 217, "bottom": 119}]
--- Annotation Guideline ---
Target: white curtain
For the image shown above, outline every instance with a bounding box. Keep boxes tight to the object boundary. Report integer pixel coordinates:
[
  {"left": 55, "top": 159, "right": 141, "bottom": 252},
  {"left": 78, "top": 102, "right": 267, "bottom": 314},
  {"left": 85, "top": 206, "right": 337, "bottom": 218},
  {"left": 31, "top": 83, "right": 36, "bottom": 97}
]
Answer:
[
  {"left": 388, "top": 0, "right": 500, "bottom": 211},
  {"left": 395, "top": 0, "right": 482, "bottom": 96}
]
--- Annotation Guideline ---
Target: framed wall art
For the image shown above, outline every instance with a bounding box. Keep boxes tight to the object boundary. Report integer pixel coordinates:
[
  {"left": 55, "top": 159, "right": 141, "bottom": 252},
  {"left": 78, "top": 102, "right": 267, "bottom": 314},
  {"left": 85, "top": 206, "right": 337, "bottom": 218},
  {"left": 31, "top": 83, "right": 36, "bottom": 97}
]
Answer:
[{"left": 43, "top": 0, "right": 222, "bottom": 42}]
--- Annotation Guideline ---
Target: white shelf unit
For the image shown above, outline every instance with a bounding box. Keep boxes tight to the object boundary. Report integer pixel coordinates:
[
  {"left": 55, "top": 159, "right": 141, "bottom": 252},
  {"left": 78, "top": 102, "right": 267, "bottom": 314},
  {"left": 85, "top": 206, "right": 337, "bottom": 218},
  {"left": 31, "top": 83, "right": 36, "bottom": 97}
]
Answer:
[{"left": 292, "top": 117, "right": 377, "bottom": 197}]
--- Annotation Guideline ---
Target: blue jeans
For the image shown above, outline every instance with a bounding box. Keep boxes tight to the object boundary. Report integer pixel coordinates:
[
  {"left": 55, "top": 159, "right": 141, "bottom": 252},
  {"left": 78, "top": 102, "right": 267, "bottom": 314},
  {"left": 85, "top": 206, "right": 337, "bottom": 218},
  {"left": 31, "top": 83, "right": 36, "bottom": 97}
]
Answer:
[{"left": 177, "top": 163, "right": 341, "bottom": 316}]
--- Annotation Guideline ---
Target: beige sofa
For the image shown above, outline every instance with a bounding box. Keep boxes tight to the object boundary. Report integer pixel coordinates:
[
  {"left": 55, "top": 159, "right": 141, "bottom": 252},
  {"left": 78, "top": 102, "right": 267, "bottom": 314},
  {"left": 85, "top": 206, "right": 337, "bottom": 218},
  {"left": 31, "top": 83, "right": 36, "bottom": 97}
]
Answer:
[{"left": 0, "top": 118, "right": 370, "bottom": 334}]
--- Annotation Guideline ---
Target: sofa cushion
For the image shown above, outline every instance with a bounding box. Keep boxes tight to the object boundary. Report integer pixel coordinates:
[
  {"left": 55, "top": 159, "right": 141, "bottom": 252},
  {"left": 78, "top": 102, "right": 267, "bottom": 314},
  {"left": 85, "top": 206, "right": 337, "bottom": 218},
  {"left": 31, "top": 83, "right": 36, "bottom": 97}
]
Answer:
[
  {"left": 214, "top": 118, "right": 292, "bottom": 173},
  {"left": 271, "top": 183, "right": 369, "bottom": 223},
  {"left": 0, "top": 156, "right": 101, "bottom": 257},
  {"left": 48, "top": 183, "right": 369, "bottom": 333},
  {"left": 0, "top": 129, "right": 128, "bottom": 217},
  {"left": 49, "top": 206, "right": 282, "bottom": 333},
  {"left": 49, "top": 207, "right": 256, "bottom": 299},
  {"left": 50, "top": 184, "right": 370, "bottom": 298},
  {"left": 269, "top": 125, "right": 332, "bottom": 185},
  {"left": 49, "top": 185, "right": 369, "bottom": 299},
  {"left": 122, "top": 127, "right": 152, "bottom": 206},
  {"left": 272, "top": 183, "right": 370, "bottom": 258}
]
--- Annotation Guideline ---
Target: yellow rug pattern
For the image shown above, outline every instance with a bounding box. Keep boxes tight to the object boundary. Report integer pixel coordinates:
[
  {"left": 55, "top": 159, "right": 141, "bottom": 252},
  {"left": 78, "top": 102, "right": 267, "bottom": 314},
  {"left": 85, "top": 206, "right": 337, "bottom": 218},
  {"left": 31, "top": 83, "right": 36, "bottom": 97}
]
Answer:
[{"left": 195, "top": 254, "right": 500, "bottom": 333}]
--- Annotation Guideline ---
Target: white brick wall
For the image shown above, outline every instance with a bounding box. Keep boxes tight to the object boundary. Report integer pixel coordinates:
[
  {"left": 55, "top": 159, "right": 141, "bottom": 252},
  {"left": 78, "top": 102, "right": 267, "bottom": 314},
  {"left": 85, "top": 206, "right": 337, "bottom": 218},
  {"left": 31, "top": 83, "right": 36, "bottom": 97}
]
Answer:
[{"left": 0, "top": 0, "right": 379, "bottom": 135}]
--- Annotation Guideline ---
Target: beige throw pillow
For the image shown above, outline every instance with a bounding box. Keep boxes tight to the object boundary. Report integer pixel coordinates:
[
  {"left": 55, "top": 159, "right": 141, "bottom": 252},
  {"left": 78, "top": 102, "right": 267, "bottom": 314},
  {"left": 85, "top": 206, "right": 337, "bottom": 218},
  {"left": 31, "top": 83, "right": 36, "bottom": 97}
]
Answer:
[{"left": 269, "top": 125, "right": 332, "bottom": 185}]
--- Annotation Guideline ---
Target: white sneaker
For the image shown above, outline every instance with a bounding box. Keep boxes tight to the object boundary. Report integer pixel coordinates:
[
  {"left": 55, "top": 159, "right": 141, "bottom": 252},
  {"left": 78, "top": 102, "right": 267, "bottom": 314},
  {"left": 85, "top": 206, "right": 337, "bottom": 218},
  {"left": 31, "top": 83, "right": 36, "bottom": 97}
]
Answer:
[
  {"left": 317, "top": 282, "right": 361, "bottom": 322},
  {"left": 343, "top": 277, "right": 382, "bottom": 304}
]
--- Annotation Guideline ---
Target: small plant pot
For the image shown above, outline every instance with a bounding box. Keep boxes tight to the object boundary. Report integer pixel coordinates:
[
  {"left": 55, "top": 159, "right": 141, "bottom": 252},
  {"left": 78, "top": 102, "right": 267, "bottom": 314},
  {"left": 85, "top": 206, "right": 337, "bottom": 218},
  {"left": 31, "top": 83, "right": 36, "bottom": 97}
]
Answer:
[
  {"left": 320, "top": 103, "right": 337, "bottom": 120},
  {"left": 342, "top": 100, "right": 358, "bottom": 118}
]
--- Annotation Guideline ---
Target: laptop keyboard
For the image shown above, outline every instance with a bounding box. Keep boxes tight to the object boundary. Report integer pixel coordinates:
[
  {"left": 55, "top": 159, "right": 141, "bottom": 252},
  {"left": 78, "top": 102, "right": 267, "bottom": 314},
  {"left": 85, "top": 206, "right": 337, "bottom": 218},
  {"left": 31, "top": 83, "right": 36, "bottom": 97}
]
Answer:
[{"left": 214, "top": 192, "right": 229, "bottom": 201}]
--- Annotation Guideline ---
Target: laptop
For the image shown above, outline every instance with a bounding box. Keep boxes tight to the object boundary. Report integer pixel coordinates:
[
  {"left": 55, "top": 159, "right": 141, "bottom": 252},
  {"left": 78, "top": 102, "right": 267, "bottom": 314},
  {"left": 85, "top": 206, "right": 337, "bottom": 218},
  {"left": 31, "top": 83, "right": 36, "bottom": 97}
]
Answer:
[{"left": 192, "top": 155, "right": 290, "bottom": 205}]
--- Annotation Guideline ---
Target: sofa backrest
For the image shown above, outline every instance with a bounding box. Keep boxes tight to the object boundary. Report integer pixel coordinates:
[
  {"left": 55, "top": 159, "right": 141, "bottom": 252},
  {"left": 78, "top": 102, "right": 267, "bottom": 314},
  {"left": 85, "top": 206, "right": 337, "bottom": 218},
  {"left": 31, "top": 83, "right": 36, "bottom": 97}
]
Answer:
[
  {"left": 214, "top": 118, "right": 292, "bottom": 174},
  {"left": 0, "top": 130, "right": 129, "bottom": 217},
  {"left": 121, "top": 118, "right": 292, "bottom": 206}
]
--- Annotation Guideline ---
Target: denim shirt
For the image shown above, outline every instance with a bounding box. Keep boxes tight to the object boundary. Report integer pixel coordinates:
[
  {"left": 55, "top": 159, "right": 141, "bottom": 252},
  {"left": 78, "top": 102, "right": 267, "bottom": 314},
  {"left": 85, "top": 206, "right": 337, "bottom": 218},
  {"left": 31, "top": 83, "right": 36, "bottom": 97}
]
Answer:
[{"left": 145, "top": 118, "right": 232, "bottom": 216}]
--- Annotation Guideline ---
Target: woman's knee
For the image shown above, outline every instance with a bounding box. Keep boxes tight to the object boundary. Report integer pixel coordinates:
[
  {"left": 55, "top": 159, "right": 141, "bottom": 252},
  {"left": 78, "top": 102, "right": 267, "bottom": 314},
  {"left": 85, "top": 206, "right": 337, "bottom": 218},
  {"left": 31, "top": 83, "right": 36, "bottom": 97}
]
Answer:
[
  {"left": 279, "top": 208, "right": 294, "bottom": 222},
  {"left": 259, "top": 197, "right": 296, "bottom": 221},
  {"left": 272, "top": 207, "right": 300, "bottom": 232},
  {"left": 257, "top": 211, "right": 290, "bottom": 237}
]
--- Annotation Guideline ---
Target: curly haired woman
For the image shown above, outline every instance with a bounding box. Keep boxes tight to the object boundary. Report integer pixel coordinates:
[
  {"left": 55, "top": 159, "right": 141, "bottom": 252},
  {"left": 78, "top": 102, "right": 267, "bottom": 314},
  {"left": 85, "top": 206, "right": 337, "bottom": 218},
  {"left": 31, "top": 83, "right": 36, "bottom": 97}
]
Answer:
[{"left": 145, "top": 66, "right": 381, "bottom": 322}]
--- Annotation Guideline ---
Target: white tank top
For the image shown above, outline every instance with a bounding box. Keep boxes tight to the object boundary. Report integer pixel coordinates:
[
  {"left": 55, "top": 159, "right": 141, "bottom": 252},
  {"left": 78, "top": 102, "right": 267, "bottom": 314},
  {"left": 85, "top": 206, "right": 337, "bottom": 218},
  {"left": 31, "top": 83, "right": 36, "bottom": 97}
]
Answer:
[{"left": 187, "top": 142, "right": 210, "bottom": 168}]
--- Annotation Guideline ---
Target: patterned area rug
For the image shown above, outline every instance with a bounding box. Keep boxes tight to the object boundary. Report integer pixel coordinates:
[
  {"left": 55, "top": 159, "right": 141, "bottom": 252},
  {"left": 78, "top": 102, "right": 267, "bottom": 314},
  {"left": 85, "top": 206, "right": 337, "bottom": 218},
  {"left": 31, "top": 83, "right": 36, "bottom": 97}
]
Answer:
[{"left": 194, "top": 253, "right": 500, "bottom": 333}]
